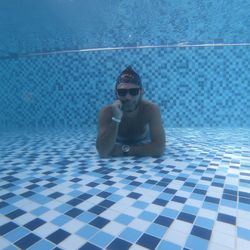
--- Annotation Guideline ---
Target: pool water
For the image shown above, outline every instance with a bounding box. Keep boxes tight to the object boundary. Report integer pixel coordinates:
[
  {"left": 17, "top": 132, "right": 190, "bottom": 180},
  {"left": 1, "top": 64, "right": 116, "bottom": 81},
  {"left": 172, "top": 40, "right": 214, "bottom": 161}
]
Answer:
[{"left": 1, "top": 128, "right": 250, "bottom": 249}]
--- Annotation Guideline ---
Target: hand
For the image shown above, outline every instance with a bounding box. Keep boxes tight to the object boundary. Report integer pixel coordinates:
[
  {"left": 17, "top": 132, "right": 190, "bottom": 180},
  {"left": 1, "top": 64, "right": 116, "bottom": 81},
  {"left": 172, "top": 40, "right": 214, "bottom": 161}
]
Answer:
[{"left": 111, "top": 100, "right": 123, "bottom": 120}]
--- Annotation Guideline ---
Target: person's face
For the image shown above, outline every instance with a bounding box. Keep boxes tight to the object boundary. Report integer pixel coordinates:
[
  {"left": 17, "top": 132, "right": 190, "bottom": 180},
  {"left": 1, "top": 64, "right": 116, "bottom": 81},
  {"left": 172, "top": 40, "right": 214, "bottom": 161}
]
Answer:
[{"left": 116, "top": 83, "right": 143, "bottom": 112}]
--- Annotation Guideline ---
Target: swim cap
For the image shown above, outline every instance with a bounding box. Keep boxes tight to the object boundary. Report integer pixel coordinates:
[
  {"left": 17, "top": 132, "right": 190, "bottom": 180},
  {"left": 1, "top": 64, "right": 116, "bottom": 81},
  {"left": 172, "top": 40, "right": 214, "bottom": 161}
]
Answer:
[{"left": 116, "top": 66, "right": 142, "bottom": 88}]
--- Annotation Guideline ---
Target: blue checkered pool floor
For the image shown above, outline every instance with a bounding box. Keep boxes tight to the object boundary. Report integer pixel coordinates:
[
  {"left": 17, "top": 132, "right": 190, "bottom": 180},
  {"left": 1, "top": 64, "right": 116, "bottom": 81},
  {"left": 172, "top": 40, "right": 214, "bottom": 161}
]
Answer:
[{"left": 1, "top": 128, "right": 250, "bottom": 250}]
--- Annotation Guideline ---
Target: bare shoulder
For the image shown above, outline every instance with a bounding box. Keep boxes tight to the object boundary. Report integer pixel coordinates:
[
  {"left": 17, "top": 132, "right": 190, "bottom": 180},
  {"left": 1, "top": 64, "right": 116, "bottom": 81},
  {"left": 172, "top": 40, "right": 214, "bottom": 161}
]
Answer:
[
  {"left": 98, "top": 105, "right": 113, "bottom": 122},
  {"left": 100, "top": 104, "right": 112, "bottom": 115}
]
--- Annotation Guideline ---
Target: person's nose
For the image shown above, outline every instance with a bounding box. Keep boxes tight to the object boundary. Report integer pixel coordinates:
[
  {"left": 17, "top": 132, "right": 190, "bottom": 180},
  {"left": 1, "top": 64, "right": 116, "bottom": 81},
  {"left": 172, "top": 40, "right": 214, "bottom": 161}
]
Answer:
[{"left": 124, "top": 92, "right": 133, "bottom": 99}]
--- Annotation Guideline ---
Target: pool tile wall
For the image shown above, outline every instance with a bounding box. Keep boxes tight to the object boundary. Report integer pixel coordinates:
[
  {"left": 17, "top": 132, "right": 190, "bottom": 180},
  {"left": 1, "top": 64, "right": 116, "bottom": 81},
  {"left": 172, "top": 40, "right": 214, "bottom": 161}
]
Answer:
[{"left": 0, "top": 46, "right": 250, "bottom": 130}]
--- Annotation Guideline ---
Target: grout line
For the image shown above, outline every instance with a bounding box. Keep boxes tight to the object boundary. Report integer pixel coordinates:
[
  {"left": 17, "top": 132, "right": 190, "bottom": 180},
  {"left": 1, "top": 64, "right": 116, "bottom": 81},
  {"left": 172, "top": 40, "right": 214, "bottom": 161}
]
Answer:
[{"left": 1, "top": 42, "right": 250, "bottom": 59}]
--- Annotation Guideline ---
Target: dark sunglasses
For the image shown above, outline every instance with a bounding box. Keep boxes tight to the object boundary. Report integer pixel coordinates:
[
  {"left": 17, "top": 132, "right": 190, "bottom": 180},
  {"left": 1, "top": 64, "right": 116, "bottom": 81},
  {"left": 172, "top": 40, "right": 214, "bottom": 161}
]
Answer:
[{"left": 117, "top": 88, "right": 140, "bottom": 97}]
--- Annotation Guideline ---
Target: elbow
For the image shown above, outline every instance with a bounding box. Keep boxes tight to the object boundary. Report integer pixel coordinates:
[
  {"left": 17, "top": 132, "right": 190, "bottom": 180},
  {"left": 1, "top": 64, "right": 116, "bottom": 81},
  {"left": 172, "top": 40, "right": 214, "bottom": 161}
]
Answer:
[
  {"left": 96, "top": 141, "right": 110, "bottom": 158},
  {"left": 153, "top": 143, "right": 166, "bottom": 157}
]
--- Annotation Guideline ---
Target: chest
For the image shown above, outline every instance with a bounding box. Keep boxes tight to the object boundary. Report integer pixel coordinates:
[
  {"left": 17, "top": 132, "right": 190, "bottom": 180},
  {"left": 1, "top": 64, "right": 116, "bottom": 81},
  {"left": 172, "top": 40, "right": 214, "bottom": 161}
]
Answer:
[{"left": 118, "top": 114, "right": 148, "bottom": 136}]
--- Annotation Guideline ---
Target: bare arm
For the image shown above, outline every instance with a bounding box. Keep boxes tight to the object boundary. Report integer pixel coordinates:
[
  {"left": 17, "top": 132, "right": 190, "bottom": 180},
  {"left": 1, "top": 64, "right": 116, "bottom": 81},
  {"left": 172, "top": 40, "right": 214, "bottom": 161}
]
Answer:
[
  {"left": 96, "top": 102, "right": 122, "bottom": 157},
  {"left": 129, "top": 104, "right": 165, "bottom": 157},
  {"left": 111, "top": 104, "right": 166, "bottom": 157}
]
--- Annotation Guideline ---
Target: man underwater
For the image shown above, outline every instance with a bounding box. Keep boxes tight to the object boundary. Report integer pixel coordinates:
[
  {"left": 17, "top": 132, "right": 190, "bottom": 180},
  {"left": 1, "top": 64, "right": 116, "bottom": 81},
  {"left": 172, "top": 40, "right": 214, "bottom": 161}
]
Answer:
[{"left": 96, "top": 66, "right": 165, "bottom": 157}]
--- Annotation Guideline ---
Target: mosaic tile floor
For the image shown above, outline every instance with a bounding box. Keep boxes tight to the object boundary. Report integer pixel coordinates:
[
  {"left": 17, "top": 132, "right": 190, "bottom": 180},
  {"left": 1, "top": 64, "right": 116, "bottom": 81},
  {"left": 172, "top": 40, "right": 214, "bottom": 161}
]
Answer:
[{"left": 0, "top": 128, "right": 250, "bottom": 250}]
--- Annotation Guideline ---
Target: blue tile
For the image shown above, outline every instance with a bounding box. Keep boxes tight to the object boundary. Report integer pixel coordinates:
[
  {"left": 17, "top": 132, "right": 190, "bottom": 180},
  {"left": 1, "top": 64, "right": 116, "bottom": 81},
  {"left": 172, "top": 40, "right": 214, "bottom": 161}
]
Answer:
[
  {"left": 146, "top": 223, "right": 167, "bottom": 238},
  {"left": 77, "top": 211, "right": 97, "bottom": 223},
  {"left": 177, "top": 212, "right": 196, "bottom": 223},
  {"left": 98, "top": 200, "right": 115, "bottom": 208},
  {"left": 29, "top": 239, "right": 55, "bottom": 250},
  {"left": 79, "top": 242, "right": 102, "bottom": 250},
  {"left": 115, "top": 214, "right": 134, "bottom": 225},
  {"left": 66, "top": 198, "right": 83, "bottom": 206},
  {"left": 153, "top": 198, "right": 168, "bottom": 206},
  {"left": 6, "top": 209, "right": 26, "bottom": 219},
  {"left": 119, "top": 227, "right": 142, "bottom": 243},
  {"left": 172, "top": 196, "right": 187, "bottom": 203},
  {"left": 89, "top": 231, "right": 114, "bottom": 248},
  {"left": 88, "top": 205, "right": 106, "bottom": 215},
  {"left": 133, "top": 200, "right": 148, "bottom": 209},
  {"left": 202, "top": 202, "right": 219, "bottom": 211},
  {"left": 237, "top": 227, "right": 250, "bottom": 241},
  {"left": 90, "top": 217, "right": 110, "bottom": 229},
  {"left": 4, "top": 227, "right": 30, "bottom": 242},
  {"left": 217, "top": 213, "right": 236, "bottom": 225},
  {"left": 46, "top": 229, "right": 70, "bottom": 244},
  {"left": 24, "top": 218, "right": 46, "bottom": 230},
  {"left": 55, "top": 204, "right": 72, "bottom": 213},
  {"left": 161, "top": 208, "right": 179, "bottom": 219},
  {"left": 127, "top": 192, "right": 142, "bottom": 199},
  {"left": 137, "top": 233, "right": 160, "bottom": 249},
  {"left": 76, "top": 224, "right": 99, "bottom": 239},
  {"left": 182, "top": 205, "right": 199, "bottom": 215},
  {"left": 107, "top": 238, "right": 132, "bottom": 250},
  {"left": 191, "top": 225, "right": 212, "bottom": 240},
  {"left": 0, "top": 205, "right": 19, "bottom": 215},
  {"left": 65, "top": 208, "right": 84, "bottom": 217},
  {"left": 15, "top": 233, "right": 41, "bottom": 249},
  {"left": 157, "top": 240, "right": 182, "bottom": 250},
  {"left": 204, "top": 196, "right": 220, "bottom": 204},
  {"left": 195, "top": 217, "right": 214, "bottom": 230},
  {"left": 220, "top": 199, "right": 237, "bottom": 208},
  {"left": 185, "top": 235, "right": 208, "bottom": 250},
  {"left": 0, "top": 222, "right": 19, "bottom": 236},
  {"left": 154, "top": 215, "right": 174, "bottom": 227},
  {"left": 31, "top": 206, "right": 50, "bottom": 216},
  {"left": 51, "top": 214, "right": 71, "bottom": 226},
  {"left": 139, "top": 211, "right": 158, "bottom": 222},
  {"left": 29, "top": 194, "right": 52, "bottom": 204}
]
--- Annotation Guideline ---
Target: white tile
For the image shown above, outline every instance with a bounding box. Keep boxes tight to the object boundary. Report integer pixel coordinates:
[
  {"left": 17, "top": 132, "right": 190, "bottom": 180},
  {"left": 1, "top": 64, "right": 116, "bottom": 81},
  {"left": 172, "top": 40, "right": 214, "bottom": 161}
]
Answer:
[
  {"left": 209, "top": 242, "right": 234, "bottom": 250},
  {"left": 100, "top": 208, "right": 121, "bottom": 221},
  {"left": 59, "top": 234, "right": 87, "bottom": 250},
  {"left": 12, "top": 198, "right": 31, "bottom": 209},
  {"left": 33, "top": 222, "right": 59, "bottom": 238},
  {"left": 129, "top": 218, "right": 151, "bottom": 232},
  {"left": 185, "top": 198, "right": 203, "bottom": 208},
  {"left": 125, "top": 207, "right": 143, "bottom": 217},
  {"left": 129, "top": 244, "right": 150, "bottom": 250},
  {"left": 102, "top": 221, "right": 126, "bottom": 236},
  {"left": 0, "top": 216, "right": 10, "bottom": 226},
  {"left": 197, "top": 208, "right": 217, "bottom": 220},
  {"left": 0, "top": 238, "right": 11, "bottom": 249},
  {"left": 61, "top": 219, "right": 85, "bottom": 233},
  {"left": 111, "top": 199, "right": 134, "bottom": 213},
  {"left": 213, "top": 221, "right": 236, "bottom": 236},
  {"left": 170, "top": 220, "right": 193, "bottom": 234},
  {"left": 218, "top": 206, "right": 237, "bottom": 216},
  {"left": 210, "top": 230, "right": 236, "bottom": 249},
  {"left": 166, "top": 201, "right": 184, "bottom": 211},
  {"left": 237, "top": 238, "right": 250, "bottom": 250},
  {"left": 163, "top": 228, "right": 188, "bottom": 246},
  {"left": 237, "top": 217, "right": 250, "bottom": 229},
  {"left": 238, "top": 210, "right": 250, "bottom": 220},
  {"left": 14, "top": 213, "right": 37, "bottom": 225},
  {"left": 167, "top": 180, "right": 184, "bottom": 190},
  {"left": 76, "top": 200, "right": 96, "bottom": 211},
  {"left": 40, "top": 210, "right": 61, "bottom": 221},
  {"left": 45, "top": 200, "right": 64, "bottom": 209},
  {"left": 175, "top": 190, "right": 190, "bottom": 198},
  {"left": 145, "top": 203, "right": 165, "bottom": 214}
]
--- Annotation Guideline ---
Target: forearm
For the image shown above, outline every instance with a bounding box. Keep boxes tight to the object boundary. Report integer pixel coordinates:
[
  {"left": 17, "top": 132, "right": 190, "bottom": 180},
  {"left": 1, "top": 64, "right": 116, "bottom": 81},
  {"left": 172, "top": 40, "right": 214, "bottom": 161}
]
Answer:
[
  {"left": 96, "top": 121, "right": 119, "bottom": 157},
  {"left": 128, "top": 142, "right": 165, "bottom": 157},
  {"left": 110, "top": 141, "right": 166, "bottom": 158}
]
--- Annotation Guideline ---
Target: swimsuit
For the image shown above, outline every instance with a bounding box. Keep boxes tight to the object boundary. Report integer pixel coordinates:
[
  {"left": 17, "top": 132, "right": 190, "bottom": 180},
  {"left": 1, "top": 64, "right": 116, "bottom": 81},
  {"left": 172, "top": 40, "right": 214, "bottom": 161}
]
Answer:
[{"left": 116, "top": 125, "right": 150, "bottom": 144}]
